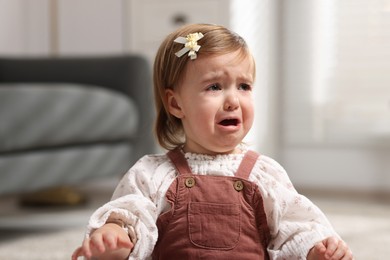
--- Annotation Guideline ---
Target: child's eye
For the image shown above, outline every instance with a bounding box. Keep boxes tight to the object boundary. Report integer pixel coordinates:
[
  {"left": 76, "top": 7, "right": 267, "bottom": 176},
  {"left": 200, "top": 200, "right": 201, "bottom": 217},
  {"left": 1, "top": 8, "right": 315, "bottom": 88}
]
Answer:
[
  {"left": 207, "top": 84, "right": 221, "bottom": 91},
  {"left": 238, "top": 83, "right": 252, "bottom": 91}
]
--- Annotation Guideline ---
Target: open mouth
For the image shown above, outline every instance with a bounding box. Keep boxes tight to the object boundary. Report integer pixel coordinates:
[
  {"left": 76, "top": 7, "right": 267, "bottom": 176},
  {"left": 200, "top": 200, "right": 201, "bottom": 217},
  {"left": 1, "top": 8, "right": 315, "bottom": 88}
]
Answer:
[{"left": 219, "top": 118, "right": 239, "bottom": 126}]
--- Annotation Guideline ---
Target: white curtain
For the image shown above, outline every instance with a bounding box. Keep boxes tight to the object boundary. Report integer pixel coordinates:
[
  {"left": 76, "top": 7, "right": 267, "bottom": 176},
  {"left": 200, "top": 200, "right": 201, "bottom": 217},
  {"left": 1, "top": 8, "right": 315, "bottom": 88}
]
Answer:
[{"left": 283, "top": 0, "right": 390, "bottom": 146}]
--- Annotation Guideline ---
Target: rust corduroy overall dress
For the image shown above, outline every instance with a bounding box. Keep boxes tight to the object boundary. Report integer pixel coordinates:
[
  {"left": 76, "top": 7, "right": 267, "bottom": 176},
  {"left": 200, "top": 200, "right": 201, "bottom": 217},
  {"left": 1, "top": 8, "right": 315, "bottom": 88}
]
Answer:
[{"left": 152, "top": 148, "right": 271, "bottom": 259}]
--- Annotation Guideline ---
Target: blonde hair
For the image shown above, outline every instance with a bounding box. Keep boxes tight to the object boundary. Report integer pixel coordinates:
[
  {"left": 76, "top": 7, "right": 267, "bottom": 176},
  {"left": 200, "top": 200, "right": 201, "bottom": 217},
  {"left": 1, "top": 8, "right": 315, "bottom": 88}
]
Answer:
[{"left": 153, "top": 23, "right": 253, "bottom": 150}]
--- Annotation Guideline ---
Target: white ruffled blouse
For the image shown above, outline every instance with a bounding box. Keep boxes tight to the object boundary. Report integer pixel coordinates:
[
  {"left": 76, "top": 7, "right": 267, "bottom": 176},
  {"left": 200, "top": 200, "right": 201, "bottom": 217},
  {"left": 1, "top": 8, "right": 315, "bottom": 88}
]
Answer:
[{"left": 86, "top": 148, "right": 337, "bottom": 260}]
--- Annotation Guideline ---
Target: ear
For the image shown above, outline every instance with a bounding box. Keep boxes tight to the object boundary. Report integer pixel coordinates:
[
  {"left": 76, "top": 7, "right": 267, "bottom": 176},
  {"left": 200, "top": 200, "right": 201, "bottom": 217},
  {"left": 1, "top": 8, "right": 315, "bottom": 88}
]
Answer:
[{"left": 166, "top": 89, "right": 184, "bottom": 119}]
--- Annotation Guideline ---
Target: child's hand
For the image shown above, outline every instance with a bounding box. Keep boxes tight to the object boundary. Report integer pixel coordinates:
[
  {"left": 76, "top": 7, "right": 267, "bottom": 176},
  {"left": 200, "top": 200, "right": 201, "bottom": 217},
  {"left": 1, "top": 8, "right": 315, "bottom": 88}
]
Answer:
[
  {"left": 307, "top": 236, "right": 353, "bottom": 260},
  {"left": 71, "top": 223, "right": 134, "bottom": 260}
]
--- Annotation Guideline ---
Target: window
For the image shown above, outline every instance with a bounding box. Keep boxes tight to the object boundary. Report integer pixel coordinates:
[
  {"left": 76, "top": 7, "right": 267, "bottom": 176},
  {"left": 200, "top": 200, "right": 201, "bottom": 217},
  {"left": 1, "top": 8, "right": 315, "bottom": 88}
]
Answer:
[{"left": 283, "top": 0, "right": 390, "bottom": 146}]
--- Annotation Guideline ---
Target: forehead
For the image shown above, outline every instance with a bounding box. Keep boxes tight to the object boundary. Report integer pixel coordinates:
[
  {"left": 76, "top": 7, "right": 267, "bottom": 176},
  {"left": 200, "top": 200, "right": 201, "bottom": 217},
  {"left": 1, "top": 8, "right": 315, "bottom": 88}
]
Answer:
[{"left": 183, "top": 50, "right": 255, "bottom": 82}]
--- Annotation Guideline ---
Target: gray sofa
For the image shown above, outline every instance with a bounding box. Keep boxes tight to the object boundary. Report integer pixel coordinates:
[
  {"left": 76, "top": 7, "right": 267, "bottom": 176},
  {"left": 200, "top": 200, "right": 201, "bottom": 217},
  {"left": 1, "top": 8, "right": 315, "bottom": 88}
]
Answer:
[{"left": 0, "top": 55, "right": 155, "bottom": 195}]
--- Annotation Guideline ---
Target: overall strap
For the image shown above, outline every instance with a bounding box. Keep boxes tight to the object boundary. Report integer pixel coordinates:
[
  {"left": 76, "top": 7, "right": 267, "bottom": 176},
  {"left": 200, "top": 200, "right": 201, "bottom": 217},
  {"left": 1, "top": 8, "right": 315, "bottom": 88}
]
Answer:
[
  {"left": 235, "top": 150, "right": 260, "bottom": 179},
  {"left": 167, "top": 147, "right": 193, "bottom": 176}
]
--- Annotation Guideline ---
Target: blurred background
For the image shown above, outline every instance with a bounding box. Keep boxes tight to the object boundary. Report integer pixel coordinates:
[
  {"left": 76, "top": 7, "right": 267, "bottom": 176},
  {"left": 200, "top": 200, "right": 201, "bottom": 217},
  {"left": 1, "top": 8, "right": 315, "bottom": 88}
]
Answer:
[{"left": 0, "top": 0, "right": 389, "bottom": 259}]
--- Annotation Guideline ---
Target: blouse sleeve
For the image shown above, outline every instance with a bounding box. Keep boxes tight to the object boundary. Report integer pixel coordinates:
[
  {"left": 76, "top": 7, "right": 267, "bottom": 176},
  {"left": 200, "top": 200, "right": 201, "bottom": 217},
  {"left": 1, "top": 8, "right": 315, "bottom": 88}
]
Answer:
[
  {"left": 253, "top": 156, "right": 338, "bottom": 259},
  {"left": 85, "top": 154, "right": 174, "bottom": 260}
]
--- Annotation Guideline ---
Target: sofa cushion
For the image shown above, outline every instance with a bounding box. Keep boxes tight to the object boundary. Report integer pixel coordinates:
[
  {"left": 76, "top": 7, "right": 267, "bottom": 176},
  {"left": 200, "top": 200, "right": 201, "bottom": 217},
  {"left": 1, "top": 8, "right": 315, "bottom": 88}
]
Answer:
[
  {"left": 0, "top": 83, "right": 139, "bottom": 153},
  {"left": 0, "top": 143, "right": 133, "bottom": 194}
]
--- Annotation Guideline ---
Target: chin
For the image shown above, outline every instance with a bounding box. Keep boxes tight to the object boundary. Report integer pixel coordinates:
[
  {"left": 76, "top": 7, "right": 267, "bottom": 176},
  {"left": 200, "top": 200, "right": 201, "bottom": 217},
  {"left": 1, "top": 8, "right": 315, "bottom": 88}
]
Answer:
[{"left": 214, "top": 144, "right": 241, "bottom": 154}]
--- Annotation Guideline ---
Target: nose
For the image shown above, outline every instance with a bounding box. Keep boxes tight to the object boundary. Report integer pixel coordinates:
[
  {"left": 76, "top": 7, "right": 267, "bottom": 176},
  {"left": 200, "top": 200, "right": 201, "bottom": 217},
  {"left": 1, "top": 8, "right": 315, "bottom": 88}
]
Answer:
[{"left": 224, "top": 90, "right": 239, "bottom": 111}]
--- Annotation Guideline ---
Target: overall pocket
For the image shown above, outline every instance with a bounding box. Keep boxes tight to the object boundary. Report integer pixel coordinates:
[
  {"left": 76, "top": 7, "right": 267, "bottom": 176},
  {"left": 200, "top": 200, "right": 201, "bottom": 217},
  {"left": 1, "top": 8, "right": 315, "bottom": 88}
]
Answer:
[{"left": 188, "top": 202, "right": 241, "bottom": 250}]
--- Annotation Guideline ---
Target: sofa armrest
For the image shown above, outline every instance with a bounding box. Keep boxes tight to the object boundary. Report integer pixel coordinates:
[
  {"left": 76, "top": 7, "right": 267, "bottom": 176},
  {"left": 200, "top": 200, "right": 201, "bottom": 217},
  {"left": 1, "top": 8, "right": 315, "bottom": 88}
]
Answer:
[{"left": 0, "top": 55, "right": 156, "bottom": 160}]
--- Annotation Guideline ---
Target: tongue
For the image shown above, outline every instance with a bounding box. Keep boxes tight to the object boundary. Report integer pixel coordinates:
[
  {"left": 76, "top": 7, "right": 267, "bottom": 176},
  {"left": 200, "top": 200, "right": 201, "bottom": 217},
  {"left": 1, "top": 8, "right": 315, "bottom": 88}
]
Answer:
[{"left": 220, "top": 119, "right": 237, "bottom": 126}]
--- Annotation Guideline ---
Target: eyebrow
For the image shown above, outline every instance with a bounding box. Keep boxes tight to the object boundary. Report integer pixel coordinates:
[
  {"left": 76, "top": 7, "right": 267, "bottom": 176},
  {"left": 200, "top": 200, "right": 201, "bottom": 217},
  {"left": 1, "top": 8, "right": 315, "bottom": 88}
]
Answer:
[
  {"left": 200, "top": 71, "right": 224, "bottom": 84},
  {"left": 200, "top": 72, "right": 254, "bottom": 85}
]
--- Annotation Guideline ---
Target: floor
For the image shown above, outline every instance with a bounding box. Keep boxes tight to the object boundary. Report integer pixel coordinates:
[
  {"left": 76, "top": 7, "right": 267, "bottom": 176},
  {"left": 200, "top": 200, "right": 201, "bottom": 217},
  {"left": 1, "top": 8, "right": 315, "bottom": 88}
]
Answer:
[
  {"left": 0, "top": 179, "right": 389, "bottom": 259},
  {"left": 309, "top": 195, "right": 390, "bottom": 259}
]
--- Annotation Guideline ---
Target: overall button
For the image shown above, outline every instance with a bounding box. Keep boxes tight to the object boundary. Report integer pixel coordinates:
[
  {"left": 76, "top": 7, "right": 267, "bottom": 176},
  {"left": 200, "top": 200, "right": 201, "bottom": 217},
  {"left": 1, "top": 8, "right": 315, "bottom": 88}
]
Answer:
[
  {"left": 233, "top": 180, "right": 244, "bottom": 191},
  {"left": 185, "top": 177, "right": 195, "bottom": 188}
]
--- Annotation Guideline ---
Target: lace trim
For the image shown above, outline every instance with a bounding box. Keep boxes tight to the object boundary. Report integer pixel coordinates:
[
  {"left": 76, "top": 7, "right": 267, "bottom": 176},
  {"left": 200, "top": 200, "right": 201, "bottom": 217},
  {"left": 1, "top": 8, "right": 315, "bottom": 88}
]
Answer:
[{"left": 181, "top": 144, "right": 249, "bottom": 161}]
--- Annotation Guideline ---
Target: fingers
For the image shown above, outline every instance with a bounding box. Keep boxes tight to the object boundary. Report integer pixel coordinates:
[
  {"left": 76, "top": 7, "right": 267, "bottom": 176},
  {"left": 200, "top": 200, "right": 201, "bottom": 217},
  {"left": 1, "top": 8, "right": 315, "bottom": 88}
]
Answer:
[
  {"left": 90, "top": 232, "right": 107, "bottom": 254},
  {"left": 323, "top": 236, "right": 339, "bottom": 258},
  {"left": 117, "top": 233, "right": 134, "bottom": 249},
  {"left": 313, "top": 241, "right": 327, "bottom": 255},
  {"left": 322, "top": 237, "right": 354, "bottom": 260},
  {"left": 71, "top": 246, "right": 84, "bottom": 260},
  {"left": 101, "top": 232, "right": 133, "bottom": 250},
  {"left": 103, "top": 232, "right": 118, "bottom": 250},
  {"left": 72, "top": 233, "right": 134, "bottom": 260},
  {"left": 72, "top": 235, "right": 106, "bottom": 260},
  {"left": 80, "top": 238, "right": 93, "bottom": 259},
  {"left": 341, "top": 247, "right": 354, "bottom": 260},
  {"left": 331, "top": 240, "right": 354, "bottom": 260},
  {"left": 117, "top": 237, "right": 134, "bottom": 250}
]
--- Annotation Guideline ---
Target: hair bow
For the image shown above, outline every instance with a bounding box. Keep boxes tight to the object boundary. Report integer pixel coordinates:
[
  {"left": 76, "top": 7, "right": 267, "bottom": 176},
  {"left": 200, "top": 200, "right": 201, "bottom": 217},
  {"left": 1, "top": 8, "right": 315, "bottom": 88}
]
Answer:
[{"left": 174, "top": 32, "right": 204, "bottom": 60}]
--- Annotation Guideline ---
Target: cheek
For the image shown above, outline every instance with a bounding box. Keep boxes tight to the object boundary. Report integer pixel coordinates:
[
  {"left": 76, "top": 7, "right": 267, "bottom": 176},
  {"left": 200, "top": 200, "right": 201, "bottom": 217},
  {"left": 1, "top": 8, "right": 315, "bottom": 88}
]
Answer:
[
  {"left": 183, "top": 104, "right": 215, "bottom": 134},
  {"left": 242, "top": 100, "right": 255, "bottom": 125},
  {"left": 183, "top": 97, "right": 217, "bottom": 118},
  {"left": 190, "top": 108, "right": 213, "bottom": 125}
]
